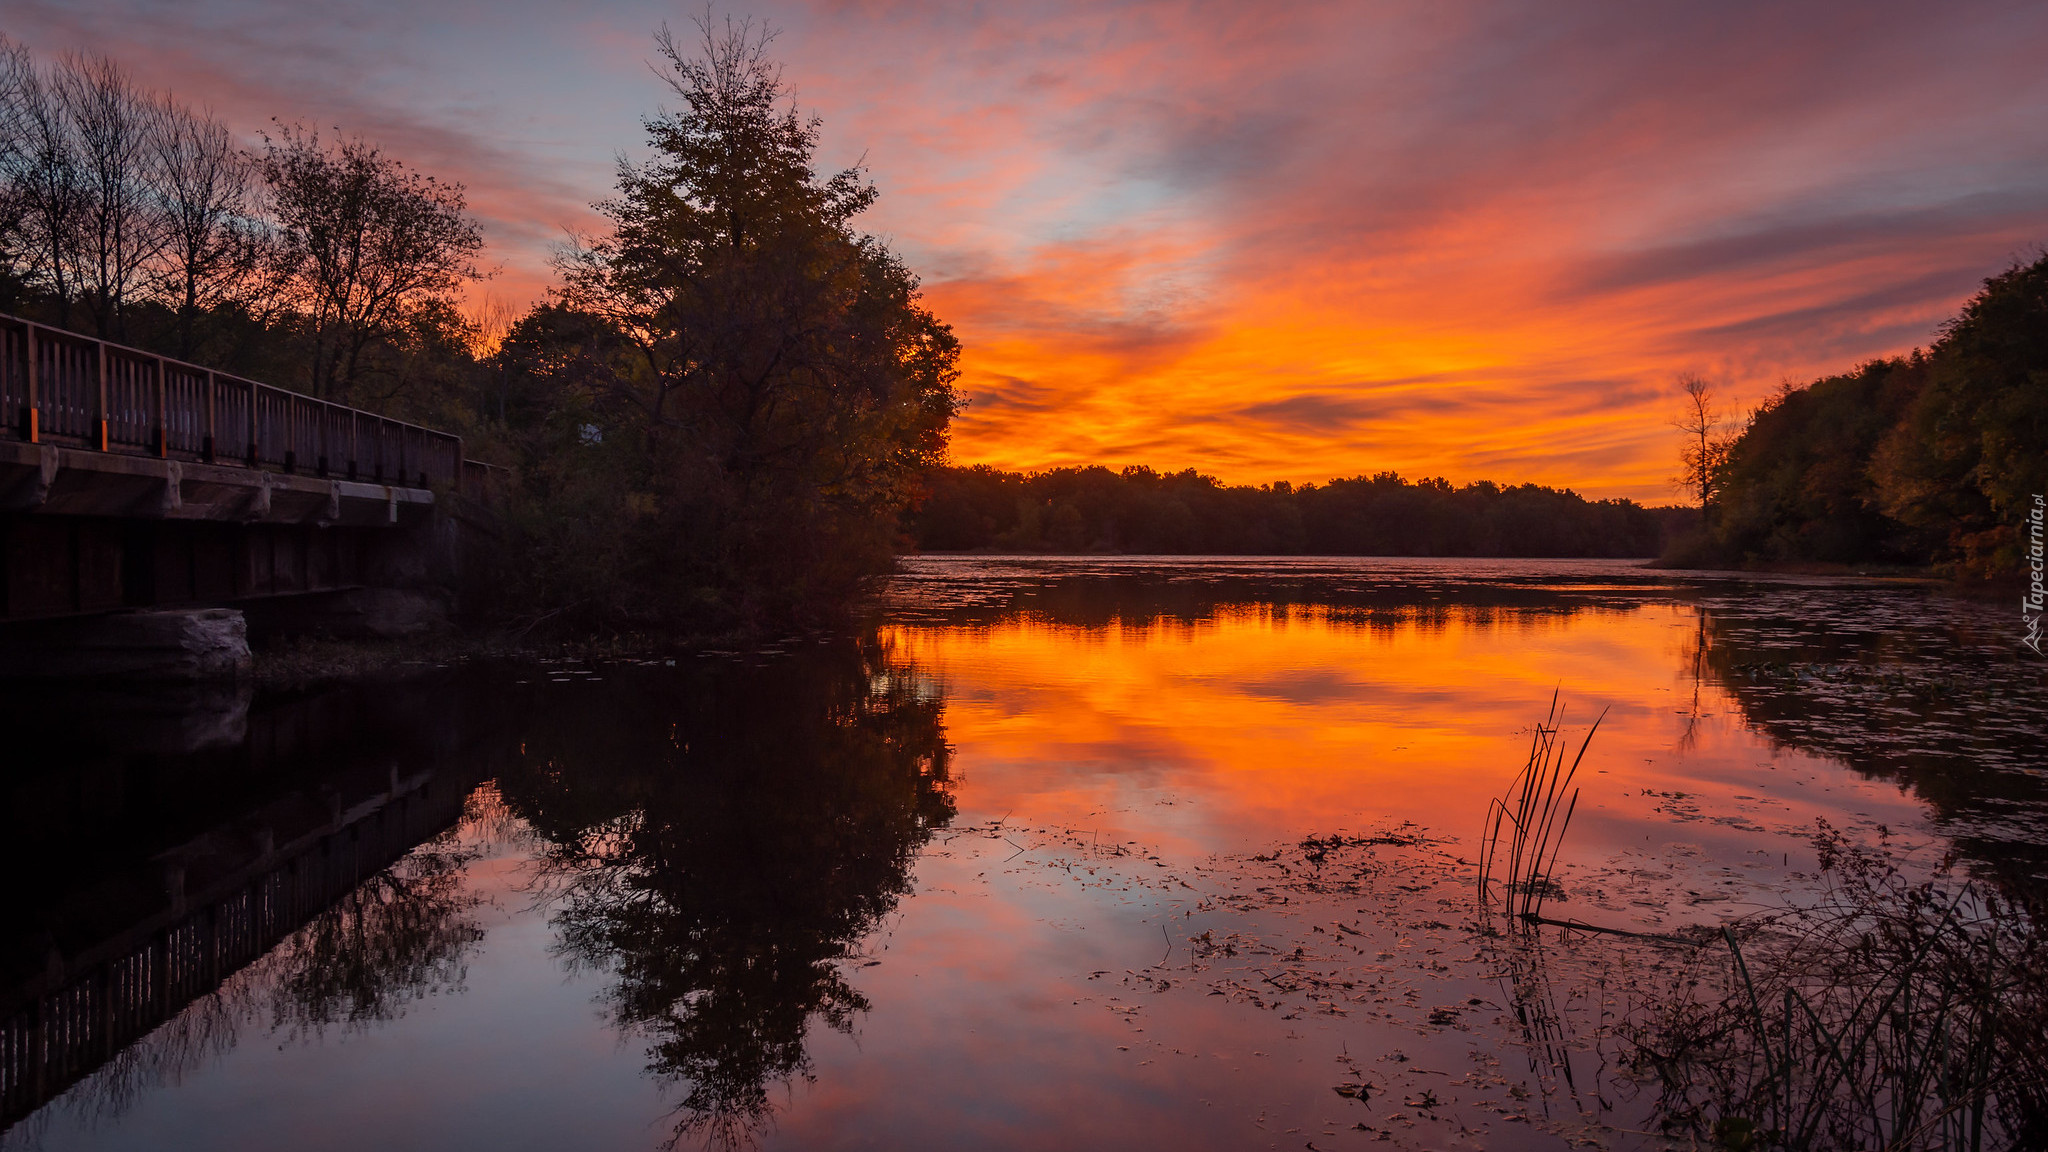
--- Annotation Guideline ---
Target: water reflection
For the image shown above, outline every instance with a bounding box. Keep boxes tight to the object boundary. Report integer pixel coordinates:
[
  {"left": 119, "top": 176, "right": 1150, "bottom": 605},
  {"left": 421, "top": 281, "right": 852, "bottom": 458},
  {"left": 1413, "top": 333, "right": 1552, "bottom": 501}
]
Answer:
[
  {"left": 7, "top": 561, "right": 2046, "bottom": 1151},
  {"left": 2, "top": 639, "right": 954, "bottom": 1149},
  {"left": 0, "top": 678, "right": 504, "bottom": 1135},
  {"left": 886, "top": 559, "right": 2048, "bottom": 877},
  {"left": 1689, "top": 588, "right": 2048, "bottom": 878},
  {"left": 258, "top": 830, "right": 485, "bottom": 1036},
  {"left": 495, "top": 640, "right": 955, "bottom": 1148},
  {"left": 26, "top": 821, "right": 488, "bottom": 1140},
  {"left": 883, "top": 554, "right": 1677, "bottom": 629}
]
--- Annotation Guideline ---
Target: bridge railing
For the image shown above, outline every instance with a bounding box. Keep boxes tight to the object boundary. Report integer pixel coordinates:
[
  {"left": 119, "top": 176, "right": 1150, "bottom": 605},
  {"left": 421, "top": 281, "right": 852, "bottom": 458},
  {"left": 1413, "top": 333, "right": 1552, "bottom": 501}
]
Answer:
[{"left": 0, "top": 314, "right": 468, "bottom": 490}]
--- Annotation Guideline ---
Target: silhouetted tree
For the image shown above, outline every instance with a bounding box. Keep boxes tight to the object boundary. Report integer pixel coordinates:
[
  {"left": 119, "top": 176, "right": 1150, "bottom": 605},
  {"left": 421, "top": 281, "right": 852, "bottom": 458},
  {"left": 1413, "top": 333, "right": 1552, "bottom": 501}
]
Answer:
[
  {"left": 57, "top": 51, "right": 161, "bottom": 340},
  {"left": 0, "top": 39, "right": 35, "bottom": 310},
  {"left": 1696, "top": 251, "right": 2048, "bottom": 575},
  {"left": 1, "top": 37, "right": 90, "bottom": 327},
  {"left": 261, "top": 125, "right": 484, "bottom": 403},
  {"left": 147, "top": 98, "right": 266, "bottom": 358},
  {"left": 1671, "top": 373, "right": 1732, "bottom": 523},
  {"left": 520, "top": 18, "right": 960, "bottom": 630}
]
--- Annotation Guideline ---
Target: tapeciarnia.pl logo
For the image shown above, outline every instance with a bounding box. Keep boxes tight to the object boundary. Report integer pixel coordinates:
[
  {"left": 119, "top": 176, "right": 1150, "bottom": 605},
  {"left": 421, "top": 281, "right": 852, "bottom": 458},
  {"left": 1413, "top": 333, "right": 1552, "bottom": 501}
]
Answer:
[{"left": 2026, "top": 493, "right": 2045, "bottom": 655}]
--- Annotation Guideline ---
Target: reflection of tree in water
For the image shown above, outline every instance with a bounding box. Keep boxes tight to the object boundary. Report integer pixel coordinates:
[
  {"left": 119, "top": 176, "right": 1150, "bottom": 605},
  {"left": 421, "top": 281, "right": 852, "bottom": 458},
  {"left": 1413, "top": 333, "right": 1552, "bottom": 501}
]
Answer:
[
  {"left": 260, "top": 831, "right": 486, "bottom": 1038},
  {"left": 1686, "top": 593, "right": 2048, "bottom": 879},
  {"left": 13, "top": 796, "right": 496, "bottom": 1143},
  {"left": 497, "top": 639, "right": 955, "bottom": 1149}
]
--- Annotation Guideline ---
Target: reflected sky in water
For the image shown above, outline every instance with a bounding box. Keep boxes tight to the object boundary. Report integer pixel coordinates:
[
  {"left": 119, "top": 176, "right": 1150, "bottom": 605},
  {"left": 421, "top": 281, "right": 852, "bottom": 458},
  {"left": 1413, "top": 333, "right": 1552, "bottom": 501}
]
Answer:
[
  {"left": 6, "top": 558, "right": 2043, "bottom": 1150},
  {"left": 882, "top": 558, "right": 2036, "bottom": 870}
]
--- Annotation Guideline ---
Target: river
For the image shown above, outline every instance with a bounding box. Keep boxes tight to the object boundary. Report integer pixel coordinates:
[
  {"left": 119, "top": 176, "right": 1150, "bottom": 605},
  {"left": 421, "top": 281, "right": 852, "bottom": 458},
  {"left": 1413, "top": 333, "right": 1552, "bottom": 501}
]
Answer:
[{"left": 3, "top": 557, "right": 2041, "bottom": 1150}]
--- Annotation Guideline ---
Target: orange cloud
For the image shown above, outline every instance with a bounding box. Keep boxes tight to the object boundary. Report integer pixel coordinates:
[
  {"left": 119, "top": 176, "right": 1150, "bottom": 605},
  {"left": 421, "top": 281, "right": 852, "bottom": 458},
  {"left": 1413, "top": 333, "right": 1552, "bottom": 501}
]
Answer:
[{"left": 786, "top": 1, "right": 2048, "bottom": 499}]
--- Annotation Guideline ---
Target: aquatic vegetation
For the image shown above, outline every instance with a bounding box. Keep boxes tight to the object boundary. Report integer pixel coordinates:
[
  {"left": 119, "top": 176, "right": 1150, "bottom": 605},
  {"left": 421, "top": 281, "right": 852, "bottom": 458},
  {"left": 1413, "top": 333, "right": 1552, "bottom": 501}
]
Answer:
[
  {"left": 1631, "top": 825, "right": 2048, "bottom": 1151},
  {"left": 1477, "top": 694, "right": 1604, "bottom": 926},
  {"left": 1472, "top": 695, "right": 2048, "bottom": 1149}
]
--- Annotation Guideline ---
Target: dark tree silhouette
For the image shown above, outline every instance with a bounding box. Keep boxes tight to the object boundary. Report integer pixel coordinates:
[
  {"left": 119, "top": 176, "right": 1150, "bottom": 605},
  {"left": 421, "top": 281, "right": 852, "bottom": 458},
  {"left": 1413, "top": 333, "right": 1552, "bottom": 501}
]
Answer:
[
  {"left": 512, "top": 18, "right": 959, "bottom": 630},
  {"left": 907, "top": 463, "right": 1673, "bottom": 557},
  {"left": 1686, "top": 250, "right": 2048, "bottom": 576},
  {"left": 260, "top": 125, "right": 484, "bottom": 402},
  {"left": 1671, "top": 373, "right": 1732, "bottom": 522}
]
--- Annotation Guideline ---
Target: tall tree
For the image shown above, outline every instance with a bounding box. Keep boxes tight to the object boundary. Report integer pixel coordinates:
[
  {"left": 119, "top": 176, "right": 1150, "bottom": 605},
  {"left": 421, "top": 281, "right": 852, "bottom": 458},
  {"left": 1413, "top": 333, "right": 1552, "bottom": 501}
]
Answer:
[
  {"left": 542, "top": 17, "right": 960, "bottom": 628},
  {"left": 1672, "top": 373, "right": 1732, "bottom": 522},
  {"left": 56, "top": 51, "right": 161, "bottom": 339},
  {"left": 261, "top": 125, "right": 483, "bottom": 401},
  {"left": 1, "top": 40, "right": 87, "bottom": 326},
  {"left": 0, "top": 37, "right": 33, "bottom": 303},
  {"left": 147, "top": 99, "right": 266, "bottom": 358}
]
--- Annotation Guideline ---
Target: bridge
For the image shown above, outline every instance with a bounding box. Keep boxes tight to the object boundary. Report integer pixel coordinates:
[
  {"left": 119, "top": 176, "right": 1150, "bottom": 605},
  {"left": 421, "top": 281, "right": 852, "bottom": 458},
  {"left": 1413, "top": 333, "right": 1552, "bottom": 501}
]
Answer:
[{"left": 0, "top": 313, "right": 489, "bottom": 642}]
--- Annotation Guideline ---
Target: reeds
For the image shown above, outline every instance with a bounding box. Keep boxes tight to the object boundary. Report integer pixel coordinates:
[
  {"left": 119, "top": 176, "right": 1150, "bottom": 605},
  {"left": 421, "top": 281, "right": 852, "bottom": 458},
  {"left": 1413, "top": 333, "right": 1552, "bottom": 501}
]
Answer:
[
  {"left": 1635, "top": 827, "right": 2048, "bottom": 1151},
  {"left": 1477, "top": 692, "right": 1605, "bottom": 925}
]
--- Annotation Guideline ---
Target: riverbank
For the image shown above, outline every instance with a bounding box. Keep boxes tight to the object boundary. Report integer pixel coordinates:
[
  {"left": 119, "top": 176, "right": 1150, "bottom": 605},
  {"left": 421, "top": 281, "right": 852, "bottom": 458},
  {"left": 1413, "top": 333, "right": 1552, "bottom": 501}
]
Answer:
[{"left": 1642, "top": 555, "right": 1936, "bottom": 577}]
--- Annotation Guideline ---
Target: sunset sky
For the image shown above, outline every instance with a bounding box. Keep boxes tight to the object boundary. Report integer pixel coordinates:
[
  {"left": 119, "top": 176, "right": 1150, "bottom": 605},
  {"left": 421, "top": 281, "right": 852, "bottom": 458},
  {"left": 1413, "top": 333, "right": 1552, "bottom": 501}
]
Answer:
[{"left": 9, "top": 1, "right": 2046, "bottom": 500}]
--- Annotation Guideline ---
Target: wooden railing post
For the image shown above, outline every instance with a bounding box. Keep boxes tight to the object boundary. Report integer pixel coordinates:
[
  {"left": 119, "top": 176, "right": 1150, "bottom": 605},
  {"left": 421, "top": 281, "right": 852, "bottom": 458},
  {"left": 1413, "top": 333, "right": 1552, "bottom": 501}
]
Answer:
[
  {"left": 95, "top": 340, "right": 109, "bottom": 452},
  {"left": 246, "top": 383, "right": 258, "bottom": 466},
  {"left": 154, "top": 356, "right": 167, "bottom": 457},
  {"left": 203, "top": 371, "right": 216, "bottom": 462},
  {"left": 21, "top": 322, "right": 37, "bottom": 443}
]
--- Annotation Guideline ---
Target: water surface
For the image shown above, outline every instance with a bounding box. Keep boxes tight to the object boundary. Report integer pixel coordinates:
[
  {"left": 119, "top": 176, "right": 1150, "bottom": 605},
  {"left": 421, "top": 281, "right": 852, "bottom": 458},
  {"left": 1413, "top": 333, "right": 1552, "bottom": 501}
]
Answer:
[{"left": 4, "top": 557, "right": 2041, "bottom": 1150}]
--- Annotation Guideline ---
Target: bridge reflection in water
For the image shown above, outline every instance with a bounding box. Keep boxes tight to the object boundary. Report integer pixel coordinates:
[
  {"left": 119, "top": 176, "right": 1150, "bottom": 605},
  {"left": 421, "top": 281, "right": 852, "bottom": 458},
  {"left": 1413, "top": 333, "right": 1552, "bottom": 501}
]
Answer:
[{"left": 0, "top": 676, "right": 508, "bottom": 1130}]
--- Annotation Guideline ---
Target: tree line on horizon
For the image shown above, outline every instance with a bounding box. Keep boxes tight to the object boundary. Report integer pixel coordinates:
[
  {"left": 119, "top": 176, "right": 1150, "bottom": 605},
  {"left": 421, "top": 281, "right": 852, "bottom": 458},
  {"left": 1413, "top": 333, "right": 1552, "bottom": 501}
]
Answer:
[
  {"left": 909, "top": 464, "right": 1682, "bottom": 558},
  {"left": 1678, "top": 251, "right": 2048, "bottom": 578}
]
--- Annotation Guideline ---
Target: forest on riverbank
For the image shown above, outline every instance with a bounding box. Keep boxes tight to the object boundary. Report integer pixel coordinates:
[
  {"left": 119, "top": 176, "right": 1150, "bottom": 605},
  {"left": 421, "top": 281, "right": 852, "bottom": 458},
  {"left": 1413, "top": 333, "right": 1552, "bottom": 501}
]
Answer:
[
  {"left": 909, "top": 465, "right": 1681, "bottom": 557},
  {"left": 1684, "top": 251, "right": 2048, "bottom": 578}
]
